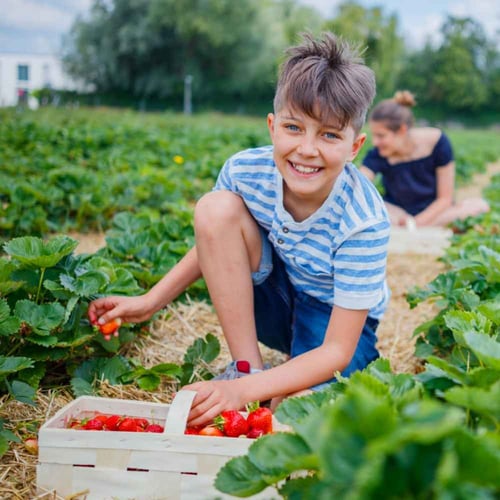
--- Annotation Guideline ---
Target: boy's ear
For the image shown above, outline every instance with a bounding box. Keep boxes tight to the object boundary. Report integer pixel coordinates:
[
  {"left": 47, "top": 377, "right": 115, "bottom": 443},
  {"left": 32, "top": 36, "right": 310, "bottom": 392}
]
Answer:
[
  {"left": 349, "top": 132, "right": 367, "bottom": 161},
  {"left": 267, "top": 113, "right": 275, "bottom": 138}
]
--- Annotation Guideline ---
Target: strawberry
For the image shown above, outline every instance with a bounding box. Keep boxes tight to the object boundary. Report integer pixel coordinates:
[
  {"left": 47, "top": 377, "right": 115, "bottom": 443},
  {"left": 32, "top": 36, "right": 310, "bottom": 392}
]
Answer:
[
  {"left": 97, "top": 318, "right": 122, "bottom": 340},
  {"left": 24, "top": 437, "right": 38, "bottom": 454},
  {"left": 133, "top": 418, "right": 150, "bottom": 430},
  {"left": 199, "top": 425, "right": 224, "bottom": 437},
  {"left": 184, "top": 426, "right": 202, "bottom": 435},
  {"left": 145, "top": 424, "right": 164, "bottom": 433},
  {"left": 246, "top": 428, "right": 265, "bottom": 439},
  {"left": 104, "top": 414, "right": 122, "bottom": 431},
  {"left": 118, "top": 417, "right": 138, "bottom": 432},
  {"left": 84, "top": 418, "right": 104, "bottom": 431},
  {"left": 247, "top": 406, "right": 273, "bottom": 435},
  {"left": 214, "top": 410, "right": 248, "bottom": 437},
  {"left": 93, "top": 414, "right": 108, "bottom": 424},
  {"left": 67, "top": 418, "right": 83, "bottom": 429}
]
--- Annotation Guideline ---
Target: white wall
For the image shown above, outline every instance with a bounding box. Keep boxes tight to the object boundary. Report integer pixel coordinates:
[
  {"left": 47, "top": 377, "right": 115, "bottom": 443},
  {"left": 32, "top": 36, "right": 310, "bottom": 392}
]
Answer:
[{"left": 0, "top": 52, "right": 88, "bottom": 107}]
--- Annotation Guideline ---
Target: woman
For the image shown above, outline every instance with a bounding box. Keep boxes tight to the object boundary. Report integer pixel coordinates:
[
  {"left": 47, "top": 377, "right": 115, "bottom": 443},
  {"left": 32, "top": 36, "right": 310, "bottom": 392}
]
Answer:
[{"left": 360, "top": 91, "right": 489, "bottom": 227}]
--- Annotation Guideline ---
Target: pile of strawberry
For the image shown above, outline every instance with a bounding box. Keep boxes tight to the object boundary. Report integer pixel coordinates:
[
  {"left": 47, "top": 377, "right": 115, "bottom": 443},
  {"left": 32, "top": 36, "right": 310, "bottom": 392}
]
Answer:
[
  {"left": 185, "top": 403, "right": 272, "bottom": 439},
  {"left": 67, "top": 414, "right": 164, "bottom": 433}
]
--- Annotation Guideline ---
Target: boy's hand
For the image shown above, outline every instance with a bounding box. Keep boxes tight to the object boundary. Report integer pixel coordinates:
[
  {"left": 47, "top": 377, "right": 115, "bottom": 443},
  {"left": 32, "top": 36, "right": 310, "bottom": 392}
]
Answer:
[
  {"left": 183, "top": 380, "right": 246, "bottom": 427},
  {"left": 88, "top": 295, "right": 154, "bottom": 326}
]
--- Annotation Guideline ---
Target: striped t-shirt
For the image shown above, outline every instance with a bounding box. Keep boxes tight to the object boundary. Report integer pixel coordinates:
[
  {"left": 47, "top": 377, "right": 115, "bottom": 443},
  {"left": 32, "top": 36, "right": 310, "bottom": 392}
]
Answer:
[{"left": 214, "top": 145, "right": 390, "bottom": 319}]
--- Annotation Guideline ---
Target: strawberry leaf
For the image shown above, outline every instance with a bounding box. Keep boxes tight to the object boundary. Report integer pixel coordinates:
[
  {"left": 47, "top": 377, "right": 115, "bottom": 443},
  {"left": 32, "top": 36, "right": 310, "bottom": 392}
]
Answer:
[{"left": 3, "top": 236, "right": 78, "bottom": 269}]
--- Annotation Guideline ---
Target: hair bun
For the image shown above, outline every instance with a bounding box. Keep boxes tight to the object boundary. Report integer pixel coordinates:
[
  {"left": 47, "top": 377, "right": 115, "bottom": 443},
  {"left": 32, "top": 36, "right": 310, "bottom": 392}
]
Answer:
[{"left": 393, "top": 90, "right": 416, "bottom": 107}]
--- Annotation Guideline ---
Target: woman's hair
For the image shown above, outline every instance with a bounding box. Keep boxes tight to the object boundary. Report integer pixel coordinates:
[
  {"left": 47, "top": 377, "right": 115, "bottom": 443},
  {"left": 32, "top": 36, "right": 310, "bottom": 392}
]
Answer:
[
  {"left": 273, "top": 32, "right": 376, "bottom": 133},
  {"left": 369, "top": 90, "right": 416, "bottom": 131}
]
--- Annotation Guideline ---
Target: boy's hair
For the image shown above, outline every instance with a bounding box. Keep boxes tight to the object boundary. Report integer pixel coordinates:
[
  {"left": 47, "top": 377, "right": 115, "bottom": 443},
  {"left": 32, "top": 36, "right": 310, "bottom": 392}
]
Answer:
[
  {"left": 369, "top": 90, "right": 416, "bottom": 131},
  {"left": 273, "top": 32, "right": 376, "bottom": 133}
]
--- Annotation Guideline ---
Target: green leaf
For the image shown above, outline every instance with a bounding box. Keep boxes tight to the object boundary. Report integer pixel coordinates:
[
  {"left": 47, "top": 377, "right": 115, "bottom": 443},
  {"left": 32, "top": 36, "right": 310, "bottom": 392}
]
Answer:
[
  {"left": 248, "top": 433, "right": 317, "bottom": 477},
  {"left": 453, "top": 429, "right": 500, "bottom": 488},
  {"left": 183, "top": 333, "right": 220, "bottom": 365},
  {"left": 25, "top": 334, "right": 59, "bottom": 347},
  {"left": 278, "top": 476, "right": 326, "bottom": 500},
  {"left": 426, "top": 356, "right": 469, "bottom": 385},
  {"left": 0, "top": 258, "right": 23, "bottom": 295},
  {"left": 74, "top": 356, "right": 131, "bottom": 386},
  {"left": 445, "top": 310, "right": 492, "bottom": 339},
  {"left": 150, "top": 363, "right": 183, "bottom": 378},
  {"left": 0, "top": 435, "right": 8, "bottom": 458},
  {"left": 274, "top": 389, "right": 335, "bottom": 427},
  {"left": 3, "top": 236, "right": 78, "bottom": 269},
  {"left": 462, "top": 330, "right": 500, "bottom": 369},
  {"left": 71, "top": 377, "right": 96, "bottom": 397},
  {"left": 444, "top": 381, "right": 500, "bottom": 421},
  {"left": 137, "top": 373, "right": 161, "bottom": 391},
  {"left": 60, "top": 270, "right": 109, "bottom": 297},
  {"left": 10, "top": 380, "right": 36, "bottom": 405},
  {"left": 0, "top": 299, "right": 21, "bottom": 336},
  {"left": 15, "top": 300, "right": 65, "bottom": 335},
  {"left": 477, "top": 300, "right": 500, "bottom": 325},
  {"left": 215, "top": 456, "right": 270, "bottom": 497},
  {"left": 0, "top": 356, "right": 34, "bottom": 377}
]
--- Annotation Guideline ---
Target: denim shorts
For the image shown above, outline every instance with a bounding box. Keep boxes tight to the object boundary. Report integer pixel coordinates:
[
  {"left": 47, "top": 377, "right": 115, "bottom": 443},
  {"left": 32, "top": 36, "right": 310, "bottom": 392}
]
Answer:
[{"left": 252, "top": 231, "right": 380, "bottom": 391}]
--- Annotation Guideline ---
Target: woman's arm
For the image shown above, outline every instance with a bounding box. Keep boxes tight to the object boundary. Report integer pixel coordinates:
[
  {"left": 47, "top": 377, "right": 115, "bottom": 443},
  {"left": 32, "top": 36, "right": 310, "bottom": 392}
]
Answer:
[{"left": 413, "top": 161, "right": 455, "bottom": 226}]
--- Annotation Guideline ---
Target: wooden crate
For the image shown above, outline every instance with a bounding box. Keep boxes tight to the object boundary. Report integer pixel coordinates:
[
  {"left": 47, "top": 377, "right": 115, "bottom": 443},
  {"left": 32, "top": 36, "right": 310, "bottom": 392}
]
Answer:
[{"left": 37, "top": 390, "right": 280, "bottom": 499}]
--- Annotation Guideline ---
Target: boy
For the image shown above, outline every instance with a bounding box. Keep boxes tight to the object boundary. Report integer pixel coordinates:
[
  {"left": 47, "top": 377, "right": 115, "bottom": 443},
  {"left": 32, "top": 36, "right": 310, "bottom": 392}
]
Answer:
[{"left": 88, "top": 33, "right": 390, "bottom": 426}]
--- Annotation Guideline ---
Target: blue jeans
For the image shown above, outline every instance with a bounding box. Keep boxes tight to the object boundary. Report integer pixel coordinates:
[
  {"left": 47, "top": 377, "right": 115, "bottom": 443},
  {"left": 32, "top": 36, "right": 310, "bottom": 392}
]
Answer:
[{"left": 252, "top": 233, "right": 380, "bottom": 390}]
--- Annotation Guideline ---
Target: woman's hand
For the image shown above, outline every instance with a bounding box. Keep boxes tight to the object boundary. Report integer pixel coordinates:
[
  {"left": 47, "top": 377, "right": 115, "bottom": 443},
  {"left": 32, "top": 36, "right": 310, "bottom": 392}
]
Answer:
[
  {"left": 88, "top": 294, "right": 156, "bottom": 326},
  {"left": 183, "top": 380, "right": 247, "bottom": 427}
]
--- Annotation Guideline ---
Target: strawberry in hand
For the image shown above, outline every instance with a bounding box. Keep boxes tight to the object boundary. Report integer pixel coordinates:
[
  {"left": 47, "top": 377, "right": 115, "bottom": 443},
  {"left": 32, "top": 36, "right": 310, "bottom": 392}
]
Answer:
[
  {"left": 92, "top": 318, "right": 122, "bottom": 341},
  {"left": 214, "top": 410, "right": 248, "bottom": 437}
]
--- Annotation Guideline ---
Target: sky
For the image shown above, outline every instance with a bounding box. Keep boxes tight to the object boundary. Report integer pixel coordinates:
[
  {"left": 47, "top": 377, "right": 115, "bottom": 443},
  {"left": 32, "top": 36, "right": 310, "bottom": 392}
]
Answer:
[{"left": 0, "top": 0, "right": 498, "bottom": 55}]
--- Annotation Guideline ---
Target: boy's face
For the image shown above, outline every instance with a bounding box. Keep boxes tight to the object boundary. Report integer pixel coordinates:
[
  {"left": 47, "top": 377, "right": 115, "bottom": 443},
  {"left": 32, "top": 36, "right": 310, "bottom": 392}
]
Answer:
[{"left": 267, "top": 106, "right": 366, "bottom": 213}]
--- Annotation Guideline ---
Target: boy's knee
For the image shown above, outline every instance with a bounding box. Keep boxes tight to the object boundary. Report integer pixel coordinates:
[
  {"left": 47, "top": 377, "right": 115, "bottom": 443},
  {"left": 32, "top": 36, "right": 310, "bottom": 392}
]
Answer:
[{"left": 194, "top": 191, "right": 246, "bottom": 230}]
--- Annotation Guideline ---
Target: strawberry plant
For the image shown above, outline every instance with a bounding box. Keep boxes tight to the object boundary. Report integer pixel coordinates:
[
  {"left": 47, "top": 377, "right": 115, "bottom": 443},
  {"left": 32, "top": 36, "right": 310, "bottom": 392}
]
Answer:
[
  {"left": 215, "top": 360, "right": 500, "bottom": 498},
  {"left": 0, "top": 234, "right": 221, "bottom": 405}
]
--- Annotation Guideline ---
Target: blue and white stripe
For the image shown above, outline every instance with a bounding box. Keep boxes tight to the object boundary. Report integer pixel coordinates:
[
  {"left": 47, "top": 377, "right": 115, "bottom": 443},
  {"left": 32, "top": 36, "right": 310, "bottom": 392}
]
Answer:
[{"left": 214, "top": 145, "right": 390, "bottom": 319}]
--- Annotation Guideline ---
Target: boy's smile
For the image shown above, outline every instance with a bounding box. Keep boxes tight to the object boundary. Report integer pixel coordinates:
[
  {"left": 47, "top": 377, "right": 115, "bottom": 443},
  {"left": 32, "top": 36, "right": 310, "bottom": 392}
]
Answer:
[{"left": 267, "top": 107, "right": 366, "bottom": 220}]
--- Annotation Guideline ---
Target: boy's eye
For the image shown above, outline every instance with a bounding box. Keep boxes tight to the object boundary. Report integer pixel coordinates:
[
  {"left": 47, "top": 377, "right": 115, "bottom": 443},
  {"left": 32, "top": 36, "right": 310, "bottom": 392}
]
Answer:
[
  {"left": 285, "top": 124, "right": 300, "bottom": 132},
  {"left": 324, "top": 132, "right": 339, "bottom": 140}
]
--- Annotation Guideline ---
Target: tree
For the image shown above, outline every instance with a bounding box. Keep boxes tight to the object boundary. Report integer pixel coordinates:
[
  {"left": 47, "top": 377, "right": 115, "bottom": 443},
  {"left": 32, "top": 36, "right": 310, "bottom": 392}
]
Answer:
[
  {"left": 433, "top": 17, "right": 490, "bottom": 110},
  {"left": 323, "top": 1, "right": 405, "bottom": 98},
  {"left": 62, "top": 0, "right": 284, "bottom": 103}
]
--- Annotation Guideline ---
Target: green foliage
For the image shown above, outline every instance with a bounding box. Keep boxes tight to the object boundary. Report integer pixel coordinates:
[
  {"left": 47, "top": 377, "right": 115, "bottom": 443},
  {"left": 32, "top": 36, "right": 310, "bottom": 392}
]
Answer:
[
  {"left": 63, "top": 0, "right": 283, "bottom": 102},
  {"left": 397, "top": 16, "right": 499, "bottom": 113},
  {"left": 323, "top": 2, "right": 404, "bottom": 97},
  {"left": 0, "top": 108, "right": 269, "bottom": 240},
  {"left": 0, "top": 235, "right": 146, "bottom": 402},
  {"left": 216, "top": 360, "right": 500, "bottom": 498}
]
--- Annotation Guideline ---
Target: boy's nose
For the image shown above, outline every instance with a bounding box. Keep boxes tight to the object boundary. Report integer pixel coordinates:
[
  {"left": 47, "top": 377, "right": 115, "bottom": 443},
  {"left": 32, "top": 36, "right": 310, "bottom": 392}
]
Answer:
[{"left": 297, "top": 136, "right": 318, "bottom": 156}]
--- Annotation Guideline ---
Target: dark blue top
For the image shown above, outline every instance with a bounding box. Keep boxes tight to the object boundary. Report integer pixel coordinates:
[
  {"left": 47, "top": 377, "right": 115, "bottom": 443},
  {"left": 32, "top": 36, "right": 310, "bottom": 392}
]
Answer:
[{"left": 362, "top": 132, "right": 454, "bottom": 216}]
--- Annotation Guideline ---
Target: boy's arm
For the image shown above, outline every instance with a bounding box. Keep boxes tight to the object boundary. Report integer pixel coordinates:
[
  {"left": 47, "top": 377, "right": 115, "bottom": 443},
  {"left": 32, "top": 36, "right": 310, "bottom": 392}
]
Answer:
[
  {"left": 185, "top": 306, "right": 368, "bottom": 426},
  {"left": 89, "top": 246, "right": 202, "bottom": 324}
]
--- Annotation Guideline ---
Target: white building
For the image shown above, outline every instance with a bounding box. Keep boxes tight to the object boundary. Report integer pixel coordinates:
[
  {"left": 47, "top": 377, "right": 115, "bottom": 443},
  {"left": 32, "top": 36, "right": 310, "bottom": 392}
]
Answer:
[{"left": 0, "top": 52, "right": 87, "bottom": 107}]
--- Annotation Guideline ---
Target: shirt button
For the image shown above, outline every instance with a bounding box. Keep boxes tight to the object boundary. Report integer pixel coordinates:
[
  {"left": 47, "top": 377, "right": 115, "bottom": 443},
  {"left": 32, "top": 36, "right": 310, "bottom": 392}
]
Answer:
[
  {"left": 282, "top": 226, "right": 289, "bottom": 233},
  {"left": 277, "top": 238, "right": 284, "bottom": 245}
]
